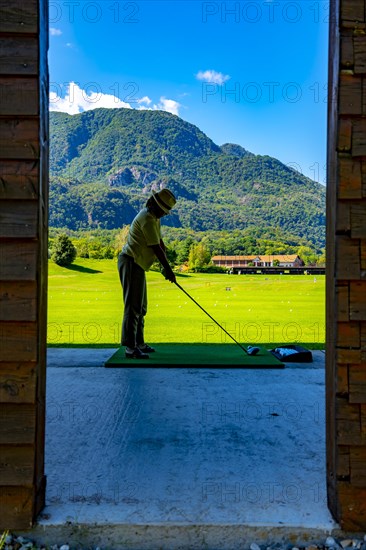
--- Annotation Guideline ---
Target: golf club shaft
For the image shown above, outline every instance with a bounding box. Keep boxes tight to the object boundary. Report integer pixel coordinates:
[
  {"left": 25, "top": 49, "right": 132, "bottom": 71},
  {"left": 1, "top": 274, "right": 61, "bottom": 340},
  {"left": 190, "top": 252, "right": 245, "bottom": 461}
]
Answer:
[{"left": 174, "top": 281, "right": 249, "bottom": 354}]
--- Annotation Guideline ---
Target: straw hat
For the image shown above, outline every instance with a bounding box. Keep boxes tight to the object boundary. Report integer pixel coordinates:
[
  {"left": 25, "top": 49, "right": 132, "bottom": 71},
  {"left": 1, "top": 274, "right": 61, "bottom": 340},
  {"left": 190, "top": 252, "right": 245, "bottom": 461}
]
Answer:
[{"left": 152, "top": 188, "right": 177, "bottom": 214}]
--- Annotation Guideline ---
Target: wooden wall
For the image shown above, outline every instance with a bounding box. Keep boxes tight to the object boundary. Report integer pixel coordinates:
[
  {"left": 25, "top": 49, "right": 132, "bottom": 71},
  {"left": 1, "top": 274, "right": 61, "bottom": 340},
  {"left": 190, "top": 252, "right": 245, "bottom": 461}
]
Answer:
[
  {"left": 0, "top": 0, "right": 49, "bottom": 529},
  {"left": 326, "top": 0, "right": 366, "bottom": 531},
  {"left": 0, "top": 0, "right": 365, "bottom": 533}
]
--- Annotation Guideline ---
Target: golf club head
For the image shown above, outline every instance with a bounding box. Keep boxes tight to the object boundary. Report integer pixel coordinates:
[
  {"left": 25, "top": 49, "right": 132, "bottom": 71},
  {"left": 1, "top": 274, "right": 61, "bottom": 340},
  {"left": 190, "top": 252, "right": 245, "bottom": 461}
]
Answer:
[{"left": 247, "top": 345, "right": 260, "bottom": 356}]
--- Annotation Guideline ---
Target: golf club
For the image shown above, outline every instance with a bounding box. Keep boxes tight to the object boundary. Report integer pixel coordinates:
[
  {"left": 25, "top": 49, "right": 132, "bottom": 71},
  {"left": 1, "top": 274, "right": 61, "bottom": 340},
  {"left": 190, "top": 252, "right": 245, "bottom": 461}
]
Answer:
[{"left": 174, "top": 281, "right": 260, "bottom": 356}]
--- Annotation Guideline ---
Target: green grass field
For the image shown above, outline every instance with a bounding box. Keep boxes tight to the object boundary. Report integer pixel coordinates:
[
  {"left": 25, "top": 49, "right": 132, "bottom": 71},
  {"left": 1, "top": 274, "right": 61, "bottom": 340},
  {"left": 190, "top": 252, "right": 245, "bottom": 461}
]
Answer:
[{"left": 47, "top": 259, "right": 325, "bottom": 347}]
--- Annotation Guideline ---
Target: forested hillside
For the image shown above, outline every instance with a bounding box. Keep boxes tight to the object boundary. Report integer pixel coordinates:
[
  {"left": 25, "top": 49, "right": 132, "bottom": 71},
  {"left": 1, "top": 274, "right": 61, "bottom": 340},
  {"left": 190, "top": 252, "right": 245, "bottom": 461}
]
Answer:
[{"left": 50, "top": 108, "right": 326, "bottom": 249}]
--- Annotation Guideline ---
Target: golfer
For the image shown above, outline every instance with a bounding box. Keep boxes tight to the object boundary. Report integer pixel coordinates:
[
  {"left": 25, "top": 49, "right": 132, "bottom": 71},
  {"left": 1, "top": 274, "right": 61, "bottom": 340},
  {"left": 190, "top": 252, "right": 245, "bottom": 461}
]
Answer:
[{"left": 118, "top": 188, "right": 177, "bottom": 359}]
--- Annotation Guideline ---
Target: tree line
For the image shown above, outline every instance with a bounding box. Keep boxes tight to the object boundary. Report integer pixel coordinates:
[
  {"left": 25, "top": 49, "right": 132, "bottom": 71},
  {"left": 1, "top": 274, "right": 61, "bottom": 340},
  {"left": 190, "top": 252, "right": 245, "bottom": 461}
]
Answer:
[{"left": 49, "top": 226, "right": 326, "bottom": 269}]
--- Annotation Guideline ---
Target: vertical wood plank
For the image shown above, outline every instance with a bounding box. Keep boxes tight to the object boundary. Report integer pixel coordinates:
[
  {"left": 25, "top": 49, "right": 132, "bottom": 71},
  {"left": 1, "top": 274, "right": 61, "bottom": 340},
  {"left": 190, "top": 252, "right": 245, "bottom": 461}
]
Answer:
[
  {"left": 361, "top": 240, "right": 366, "bottom": 269},
  {"left": 0, "top": 36, "right": 38, "bottom": 75},
  {"left": 339, "top": 74, "right": 363, "bottom": 115},
  {"left": 335, "top": 235, "right": 360, "bottom": 278},
  {"left": 338, "top": 156, "right": 362, "bottom": 199},
  {"left": 0, "top": 118, "right": 40, "bottom": 161},
  {"left": 0, "top": 77, "right": 39, "bottom": 116},
  {"left": 337, "top": 321, "right": 360, "bottom": 347},
  {"left": 0, "top": 322, "right": 38, "bottom": 362},
  {"left": 0, "top": 0, "right": 38, "bottom": 33},
  {"left": 338, "top": 483, "right": 366, "bottom": 530},
  {"left": 0, "top": 445, "right": 34, "bottom": 485},
  {"left": 349, "top": 364, "right": 366, "bottom": 403},
  {"left": 350, "top": 202, "right": 366, "bottom": 238},
  {"left": 0, "top": 487, "right": 33, "bottom": 530},
  {"left": 354, "top": 36, "right": 366, "bottom": 74},
  {"left": 341, "top": 36, "right": 354, "bottom": 68},
  {"left": 0, "top": 200, "right": 38, "bottom": 238},
  {"left": 0, "top": 404, "right": 36, "bottom": 444},
  {"left": 326, "top": 0, "right": 341, "bottom": 522},
  {"left": 337, "top": 445, "right": 350, "bottom": 477},
  {"left": 337, "top": 348, "right": 362, "bottom": 363},
  {"left": 0, "top": 0, "right": 48, "bottom": 531},
  {"left": 350, "top": 447, "right": 366, "bottom": 486},
  {"left": 329, "top": 3, "right": 366, "bottom": 529},
  {"left": 337, "top": 284, "right": 350, "bottom": 321},
  {"left": 337, "top": 364, "right": 349, "bottom": 395},
  {"left": 350, "top": 281, "right": 366, "bottom": 320},
  {"left": 337, "top": 201, "right": 351, "bottom": 233},
  {"left": 0, "top": 281, "right": 37, "bottom": 321},
  {"left": 0, "top": 362, "right": 36, "bottom": 403},
  {"left": 352, "top": 119, "right": 366, "bottom": 156},
  {"left": 0, "top": 241, "right": 37, "bottom": 280},
  {"left": 361, "top": 404, "right": 366, "bottom": 437},
  {"left": 34, "top": 0, "right": 49, "bottom": 520},
  {"left": 340, "top": 0, "right": 365, "bottom": 23}
]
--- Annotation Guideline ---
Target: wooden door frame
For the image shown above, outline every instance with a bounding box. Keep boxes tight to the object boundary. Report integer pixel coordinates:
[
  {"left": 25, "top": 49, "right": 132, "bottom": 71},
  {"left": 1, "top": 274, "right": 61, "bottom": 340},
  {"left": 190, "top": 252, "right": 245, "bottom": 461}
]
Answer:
[{"left": 2, "top": 0, "right": 366, "bottom": 531}]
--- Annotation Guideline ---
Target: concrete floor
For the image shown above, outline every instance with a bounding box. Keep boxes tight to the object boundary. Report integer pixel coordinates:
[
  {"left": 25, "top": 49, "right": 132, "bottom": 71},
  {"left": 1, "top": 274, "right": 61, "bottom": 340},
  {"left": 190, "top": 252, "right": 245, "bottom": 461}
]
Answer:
[{"left": 34, "top": 348, "right": 339, "bottom": 549}]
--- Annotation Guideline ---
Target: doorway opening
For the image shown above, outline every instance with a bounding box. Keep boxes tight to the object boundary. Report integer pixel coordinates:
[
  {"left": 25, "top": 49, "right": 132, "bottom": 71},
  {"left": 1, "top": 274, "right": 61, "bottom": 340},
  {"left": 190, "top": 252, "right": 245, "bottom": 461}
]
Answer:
[{"left": 43, "top": 0, "right": 332, "bottom": 536}]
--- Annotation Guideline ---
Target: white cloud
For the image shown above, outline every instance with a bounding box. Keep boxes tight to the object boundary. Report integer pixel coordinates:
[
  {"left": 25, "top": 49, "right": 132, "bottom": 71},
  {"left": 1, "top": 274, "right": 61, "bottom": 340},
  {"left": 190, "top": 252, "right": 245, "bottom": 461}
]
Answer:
[
  {"left": 49, "top": 82, "right": 132, "bottom": 115},
  {"left": 50, "top": 27, "right": 62, "bottom": 36},
  {"left": 137, "top": 96, "right": 152, "bottom": 106},
  {"left": 49, "top": 83, "right": 182, "bottom": 117},
  {"left": 196, "top": 70, "right": 230, "bottom": 85},
  {"left": 154, "top": 97, "right": 181, "bottom": 116}
]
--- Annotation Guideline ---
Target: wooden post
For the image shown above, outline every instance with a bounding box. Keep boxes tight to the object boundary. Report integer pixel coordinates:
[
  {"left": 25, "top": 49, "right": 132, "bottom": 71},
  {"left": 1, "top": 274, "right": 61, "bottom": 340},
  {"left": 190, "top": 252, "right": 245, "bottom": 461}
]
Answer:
[
  {"left": 0, "top": 0, "right": 49, "bottom": 529},
  {"left": 327, "top": 0, "right": 366, "bottom": 530}
]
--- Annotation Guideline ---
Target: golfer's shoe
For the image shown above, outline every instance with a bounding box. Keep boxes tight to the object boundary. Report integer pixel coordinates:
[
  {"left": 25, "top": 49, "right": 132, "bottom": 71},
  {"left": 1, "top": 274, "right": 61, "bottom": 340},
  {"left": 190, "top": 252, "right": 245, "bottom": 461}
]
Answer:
[
  {"left": 138, "top": 344, "right": 155, "bottom": 353},
  {"left": 125, "top": 347, "right": 149, "bottom": 359}
]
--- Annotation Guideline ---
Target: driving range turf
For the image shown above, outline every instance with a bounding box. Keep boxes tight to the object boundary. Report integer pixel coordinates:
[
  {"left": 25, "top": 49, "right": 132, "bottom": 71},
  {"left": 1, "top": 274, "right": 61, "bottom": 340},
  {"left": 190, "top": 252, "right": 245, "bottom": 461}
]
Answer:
[
  {"left": 48, "top": 259, "right": 325, "bottom": 347},
  {"left": 104, "top": 344, "right": 285, "bottom": 368}
]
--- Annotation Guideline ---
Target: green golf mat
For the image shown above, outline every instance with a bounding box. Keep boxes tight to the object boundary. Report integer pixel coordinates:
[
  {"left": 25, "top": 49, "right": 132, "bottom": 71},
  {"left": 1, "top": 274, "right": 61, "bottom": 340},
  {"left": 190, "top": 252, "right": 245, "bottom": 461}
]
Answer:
[{"left": 104, "top": 344, "right": 284, "bottom": 368}]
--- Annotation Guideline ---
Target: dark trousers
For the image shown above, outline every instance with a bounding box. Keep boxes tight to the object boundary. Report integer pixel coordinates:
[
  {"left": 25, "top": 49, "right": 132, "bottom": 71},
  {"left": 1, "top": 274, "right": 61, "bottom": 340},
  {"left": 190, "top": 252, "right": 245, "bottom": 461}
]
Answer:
[{"left": 118, "top": 254, "right": 147, "bottom": 348}]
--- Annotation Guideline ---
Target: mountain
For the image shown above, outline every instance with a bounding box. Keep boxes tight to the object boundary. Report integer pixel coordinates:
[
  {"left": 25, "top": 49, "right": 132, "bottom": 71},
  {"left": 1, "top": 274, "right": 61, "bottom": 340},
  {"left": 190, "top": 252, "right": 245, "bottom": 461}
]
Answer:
[
  {"left": 220, "top": 143, "right": 255, "bottom": 158},
  {"left": 49, "top": 108, "right": 326, "bottom": 249}
]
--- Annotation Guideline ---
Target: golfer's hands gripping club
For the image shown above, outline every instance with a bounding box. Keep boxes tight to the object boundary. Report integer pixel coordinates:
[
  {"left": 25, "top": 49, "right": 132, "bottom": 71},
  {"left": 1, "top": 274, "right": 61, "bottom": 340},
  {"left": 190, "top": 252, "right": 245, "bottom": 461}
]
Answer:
[
  {"left": 151, "top": 243, "right": 176, "bottom": 284},
  {"left": 162, "top": 266, "right": 176, "bottom": 284}
]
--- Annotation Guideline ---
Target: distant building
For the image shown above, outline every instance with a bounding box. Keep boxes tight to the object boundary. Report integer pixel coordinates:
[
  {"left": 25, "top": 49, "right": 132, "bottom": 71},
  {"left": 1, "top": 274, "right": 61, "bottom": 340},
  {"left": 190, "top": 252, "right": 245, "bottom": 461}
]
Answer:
[{"left": 211, "top": 254, "right": 304, "bottom": 269}]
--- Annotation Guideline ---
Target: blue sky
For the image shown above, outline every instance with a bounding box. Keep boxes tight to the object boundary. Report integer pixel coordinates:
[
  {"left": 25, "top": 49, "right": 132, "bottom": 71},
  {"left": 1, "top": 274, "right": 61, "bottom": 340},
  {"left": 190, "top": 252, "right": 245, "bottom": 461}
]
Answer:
[{"left": 49, "top": 0, "right": 329, "bottom": 181}]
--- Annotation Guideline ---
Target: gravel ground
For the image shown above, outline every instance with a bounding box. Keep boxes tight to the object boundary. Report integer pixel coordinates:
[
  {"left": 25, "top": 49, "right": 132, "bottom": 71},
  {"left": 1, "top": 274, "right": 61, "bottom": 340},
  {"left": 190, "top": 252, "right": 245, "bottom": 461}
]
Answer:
[{"left": 2, "top": 533, "right": 366, "bottom": 550}]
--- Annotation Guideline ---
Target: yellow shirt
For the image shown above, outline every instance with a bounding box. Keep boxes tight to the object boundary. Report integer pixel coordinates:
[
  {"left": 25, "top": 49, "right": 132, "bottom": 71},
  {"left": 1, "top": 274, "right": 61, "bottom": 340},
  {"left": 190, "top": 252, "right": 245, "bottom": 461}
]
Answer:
[{"left": 122, "top": 208, "right": 161, "bottom": 271}]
